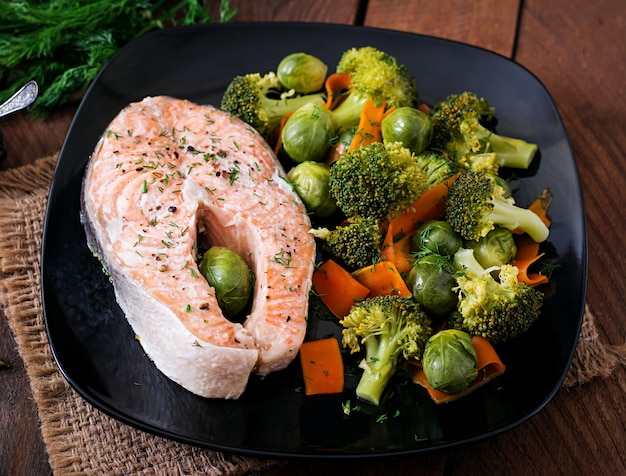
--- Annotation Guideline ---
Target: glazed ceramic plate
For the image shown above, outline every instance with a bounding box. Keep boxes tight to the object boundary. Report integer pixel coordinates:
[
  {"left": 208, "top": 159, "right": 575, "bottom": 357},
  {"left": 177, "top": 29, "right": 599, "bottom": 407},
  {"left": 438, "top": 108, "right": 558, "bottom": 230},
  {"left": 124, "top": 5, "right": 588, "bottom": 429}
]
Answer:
[{"left": 42, "top": 22, "right": 586, "bottom": 458}]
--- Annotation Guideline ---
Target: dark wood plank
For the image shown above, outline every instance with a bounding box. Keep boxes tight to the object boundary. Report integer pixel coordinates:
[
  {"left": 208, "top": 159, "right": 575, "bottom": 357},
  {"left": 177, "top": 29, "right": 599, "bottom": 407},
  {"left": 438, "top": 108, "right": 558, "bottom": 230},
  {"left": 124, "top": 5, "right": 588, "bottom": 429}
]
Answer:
[
  {"left": 0, "top": 320, "right": 51, "bottom": 476},
  {"left": 211, "top": 0, "right": 361, "bottom": 23},
  {"left": 363, "top": 0, "right": 520, "bottom": 58}
]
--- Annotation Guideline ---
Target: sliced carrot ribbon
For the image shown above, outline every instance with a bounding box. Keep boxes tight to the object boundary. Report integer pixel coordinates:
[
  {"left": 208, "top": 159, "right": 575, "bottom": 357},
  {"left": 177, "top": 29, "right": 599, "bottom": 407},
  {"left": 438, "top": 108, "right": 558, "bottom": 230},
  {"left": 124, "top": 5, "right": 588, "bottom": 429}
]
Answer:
[
  {"left": 380, "top": 173, "right": 460, "bottom": 272},
  {"left": 312, "top": 259, "right": 370, "bottom": 319},
  {"left": 405, "top": 335, "right": 505, "bottom": 404},
  {"left": 300, "top": 337, "right": 345, "bottom": 395},
  {"left": 381, "top": 221, "right": 415, "bottom": 275},
  {"left": 352, "top": 261, "right": 412, "bottom": 298},
  {"left": 348, "top": 98, "right": 387, "bottom": 152},
  {"left": 323, "top": 72, "right": 352, "bottom": 110},
  {"left": 513, "top": 234, "right": 549, "bottom": 286},
  {"left": 273, "top": 112, "right": 293, "bottom": 155},
  {"left": 528, "top": 189, "right": 553, "bottom": 228}
]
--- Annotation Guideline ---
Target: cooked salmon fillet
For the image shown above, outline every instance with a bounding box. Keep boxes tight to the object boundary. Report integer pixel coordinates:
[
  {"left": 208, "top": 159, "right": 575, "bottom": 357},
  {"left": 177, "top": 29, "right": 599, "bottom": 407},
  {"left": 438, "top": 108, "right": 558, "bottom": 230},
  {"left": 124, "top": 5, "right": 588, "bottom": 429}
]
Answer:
[{"left": 81, "top": 96, "right": 316, "bottom": 399}]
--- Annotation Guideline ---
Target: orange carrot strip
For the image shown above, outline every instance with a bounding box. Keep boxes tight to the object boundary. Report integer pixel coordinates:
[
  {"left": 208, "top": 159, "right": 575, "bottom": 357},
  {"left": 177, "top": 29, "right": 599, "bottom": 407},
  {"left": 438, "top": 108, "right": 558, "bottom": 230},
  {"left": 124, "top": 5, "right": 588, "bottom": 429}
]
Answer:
[
  {"left": 513, "top": 189, "right": 553, "bottom": 235},
  {"left": 418, "top": 103, "right": 431, "bottom": 115},
  {"left": 381, "top": 173, "right": 460, "bottom": 269},
  {"left": 528, "top": 189, "right": 553, "bottom": 228},
  {"left": 273, "top": 112, "right": 293, "bottom": 155},
  {"left": 300, "top": 338, "right": 344, "bottom": 395},
  {"left": 381, "top": 221, "right": 415, "bottom": 275},
  {"left": 406, "top": 335, "right": 505, "bottom": 404},
  {"left": 348, "top": 98, "right": 387, "bottom": 152},
  {"left": 312, "top": 259, "right": 371, "bottom": 318},
  {"left": 323, "top": 72, "right": 352, "bottom": 109},
  {"left": 352, "top": 261, "right": 412, "bottom": 298},
  {"left": 513, "top": 234, "right": 549, "bottom": 286},
  {"left": 324, "top": 138, "right": 349, "bottom": 166}
]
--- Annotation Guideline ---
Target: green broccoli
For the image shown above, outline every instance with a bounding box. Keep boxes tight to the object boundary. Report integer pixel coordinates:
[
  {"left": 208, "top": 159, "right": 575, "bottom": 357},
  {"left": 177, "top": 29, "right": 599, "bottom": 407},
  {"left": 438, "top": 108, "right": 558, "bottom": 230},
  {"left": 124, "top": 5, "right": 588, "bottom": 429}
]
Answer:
[
  {"left": 415, "top": 150, "right": 457, "bottom": 189},
  {"left": 449, "top": 247, "right": 543, "bottom": 343},
  {"left": 310, "top": 216, "right": 384, "bottom": 271},
  {"left": 445, "top": 170, "right": 549, "bottom": 243},
  {"left": 331, "top": 46, "right": 419, "bottom": 132},
  {"left": 341, "top": 295, "right": 432, "bottom": 405},
  {"left": 430, "top": 91, "right": 537, "bottom": 171},
  {"left": 220, "top": 72, "right": 326, "bottom": 144},
  {"left": 328, "top": 141, "right": 428, "bottom": 221}
]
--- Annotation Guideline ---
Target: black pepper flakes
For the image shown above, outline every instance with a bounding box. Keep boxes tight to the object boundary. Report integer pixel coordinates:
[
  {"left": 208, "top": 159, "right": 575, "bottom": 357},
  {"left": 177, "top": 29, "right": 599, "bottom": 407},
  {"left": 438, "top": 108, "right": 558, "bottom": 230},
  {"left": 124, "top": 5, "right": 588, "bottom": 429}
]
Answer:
[{"left": 168, "top": 206, "right": 177, "bottom": 213}]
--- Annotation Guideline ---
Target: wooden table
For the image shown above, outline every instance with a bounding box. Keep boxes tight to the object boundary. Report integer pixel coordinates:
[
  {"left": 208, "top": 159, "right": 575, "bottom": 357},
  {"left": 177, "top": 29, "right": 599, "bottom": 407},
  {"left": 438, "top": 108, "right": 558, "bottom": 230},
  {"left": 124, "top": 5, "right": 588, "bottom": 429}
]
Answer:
[{"left": 1, "top": 1, "right": 624, "bottom": 474}]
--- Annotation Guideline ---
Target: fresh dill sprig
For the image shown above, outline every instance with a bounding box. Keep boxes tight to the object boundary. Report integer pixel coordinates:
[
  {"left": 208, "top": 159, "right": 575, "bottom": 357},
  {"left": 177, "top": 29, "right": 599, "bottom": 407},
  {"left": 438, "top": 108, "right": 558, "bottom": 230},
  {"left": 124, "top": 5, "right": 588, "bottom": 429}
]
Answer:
[{"left": 0, "top": 0, "right": 238, "bottom": 117}]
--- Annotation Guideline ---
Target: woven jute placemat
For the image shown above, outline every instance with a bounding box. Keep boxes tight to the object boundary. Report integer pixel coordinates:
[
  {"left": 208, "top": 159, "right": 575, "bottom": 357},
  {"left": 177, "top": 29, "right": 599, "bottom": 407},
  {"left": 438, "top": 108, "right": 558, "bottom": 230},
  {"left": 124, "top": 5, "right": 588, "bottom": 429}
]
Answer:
[{"left": 1, "top": 154, "right": 624, "bottom": 474}]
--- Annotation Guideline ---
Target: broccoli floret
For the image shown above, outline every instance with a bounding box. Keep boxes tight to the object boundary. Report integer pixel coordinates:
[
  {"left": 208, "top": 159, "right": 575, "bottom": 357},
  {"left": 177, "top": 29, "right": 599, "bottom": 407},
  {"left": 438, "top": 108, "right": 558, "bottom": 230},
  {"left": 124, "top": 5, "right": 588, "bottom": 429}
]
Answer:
[
  {"left": 310, "top": 216, "right": 384, "bottom": 271},
  {"left": 332, "top": 46, "right": 419, "bottom": 131},
  {"left": 449, "top": 248, "right": 543, "bottom": 343},
  {"left": 430, "top": 91, "right": 537, "bottom": 170},
  {"left": 458, "top": 115, "right": 538, "bottom": 170},
  {"left": 341, "top": 295, "right": 432, "bottom": 405},
  {"left": 416, "top": 150, "right": 457, "bottom": 189},
  {"left": 445, "top": 170, "right": 549, "bottom": 243},
  {"left": 430, "top": 91, "right": 495, "bottom": 152},
  {"left": 221, "top": 72, "right": 326, "bottom": 144},
  {"left": 329, "top": 141, "right": 428, "bottom": 221}
]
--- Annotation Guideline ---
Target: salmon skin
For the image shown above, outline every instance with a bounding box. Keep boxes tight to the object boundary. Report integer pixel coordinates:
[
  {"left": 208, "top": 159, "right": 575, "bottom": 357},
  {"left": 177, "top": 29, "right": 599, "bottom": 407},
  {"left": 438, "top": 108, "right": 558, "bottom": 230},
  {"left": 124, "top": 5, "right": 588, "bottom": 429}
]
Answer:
[{"left": 81, "top": 96, "right": 316, "bottom": 399}]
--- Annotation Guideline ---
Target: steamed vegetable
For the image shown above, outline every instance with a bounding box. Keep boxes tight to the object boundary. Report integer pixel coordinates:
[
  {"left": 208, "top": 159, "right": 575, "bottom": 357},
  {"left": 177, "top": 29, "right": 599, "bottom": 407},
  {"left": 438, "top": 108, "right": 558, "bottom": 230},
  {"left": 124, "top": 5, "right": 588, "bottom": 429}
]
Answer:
[
  {"left": 199, "top": 246, "right": 253, "bottom": 318},
  {"left": 405, "top": 254, "right": 458, "bottom": 319},
  {"left": 281, "top": 102, "right": 335, "bottom": 163},
  {"left": 450, "top": 247, "right": 543, "bottom": 343},
  {"left": 330, "top": 46, "right": 419, "bottom": 132},
  {"left": 277, "top": 52, "right": 328, "bottom": 93},
  {"left": 341, "top": 295, "right": 432, "bottom": 405},
  {"left": 287, "top": 161, "right": 337, "bottom": 217},
  {"left": 422, "top": 329, "right": 478, "bottom": 393},
  {"left": 381, "top": 106, "right": 433, "bottom": 154}
]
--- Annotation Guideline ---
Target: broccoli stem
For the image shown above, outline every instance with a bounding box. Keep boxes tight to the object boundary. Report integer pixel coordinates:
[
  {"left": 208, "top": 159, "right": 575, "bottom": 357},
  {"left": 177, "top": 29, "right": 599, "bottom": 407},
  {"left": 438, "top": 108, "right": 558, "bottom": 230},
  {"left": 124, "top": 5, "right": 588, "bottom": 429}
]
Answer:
[
  {"left": 356, "top": 332, "right": 401, "bottom": 405},
  {"left": 453, "top": 247, "right": 486, "bottom": 275},
  {"left": 486, "top": 129, "right": 538, "bottom": 169},
  {"left": 489, "top": 197, "right": 549, "bottom": 243},
  {"left": 469, "top": 122, "right": 538, "bottom": 169},
  {"left": 330, "top": 91, "right": 368, "bottom": 132}
]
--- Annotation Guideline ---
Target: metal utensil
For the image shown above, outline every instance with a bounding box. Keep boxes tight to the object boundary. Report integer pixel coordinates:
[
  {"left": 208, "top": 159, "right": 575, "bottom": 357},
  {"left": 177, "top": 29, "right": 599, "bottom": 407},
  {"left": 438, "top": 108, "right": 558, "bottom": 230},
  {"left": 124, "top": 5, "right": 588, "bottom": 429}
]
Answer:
[{"left": 0, "top": 80, "right": 39, "bottom": 118}]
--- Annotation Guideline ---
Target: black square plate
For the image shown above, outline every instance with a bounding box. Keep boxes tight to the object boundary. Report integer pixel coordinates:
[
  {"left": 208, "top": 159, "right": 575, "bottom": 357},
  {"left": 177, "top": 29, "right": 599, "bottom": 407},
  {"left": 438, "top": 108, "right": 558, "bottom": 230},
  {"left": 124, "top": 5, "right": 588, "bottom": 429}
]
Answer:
[{"left": 42, "top": 22, "right": 586, "bottom": 458}]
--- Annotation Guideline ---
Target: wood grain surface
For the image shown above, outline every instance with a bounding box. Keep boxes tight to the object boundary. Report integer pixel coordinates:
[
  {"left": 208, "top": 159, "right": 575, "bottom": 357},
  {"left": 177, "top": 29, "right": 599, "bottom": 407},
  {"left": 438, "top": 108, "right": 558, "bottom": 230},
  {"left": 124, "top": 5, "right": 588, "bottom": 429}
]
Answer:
[{"left": 1, "top": 0, "right": 624, "bottom": 474}]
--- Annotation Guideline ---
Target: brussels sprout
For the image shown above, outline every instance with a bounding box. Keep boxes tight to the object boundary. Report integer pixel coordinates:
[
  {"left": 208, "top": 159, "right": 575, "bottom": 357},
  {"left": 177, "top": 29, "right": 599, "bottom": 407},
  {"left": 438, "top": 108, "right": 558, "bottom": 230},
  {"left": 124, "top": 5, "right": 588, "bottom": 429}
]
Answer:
[
  {"left": 199, "top": 246, "right": 253, "bottom": 319},
  {"left": 281, "top": 103, "right": 335, "bottom": 163},
  {"left": 422, "top": 329, "right": 478, "bottom": 393},
  {"left": 465, "top": 227, "right": 517, "bottom": 269},
  {"left": 287, "top": 161, "right": 338, "bottom": 217},
  {"left": 381, "top": 107, "right": 433, "bottom": 154},
  {"left": 277, "top": 52, "right": 328, "bottom": 93},
  {"left": 406, "top": 254, "right": 457, "bottom": 318},
  {"left": 412, "top": 220, "right": 463, "bottom": 257}
]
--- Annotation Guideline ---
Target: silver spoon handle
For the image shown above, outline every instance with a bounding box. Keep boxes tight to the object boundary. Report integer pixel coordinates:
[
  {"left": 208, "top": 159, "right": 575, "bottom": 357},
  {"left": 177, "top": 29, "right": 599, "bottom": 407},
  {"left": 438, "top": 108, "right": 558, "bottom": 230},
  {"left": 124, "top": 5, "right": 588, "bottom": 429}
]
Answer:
[{"left": 0, "top": 81, "right": 39, "bottom": 118}]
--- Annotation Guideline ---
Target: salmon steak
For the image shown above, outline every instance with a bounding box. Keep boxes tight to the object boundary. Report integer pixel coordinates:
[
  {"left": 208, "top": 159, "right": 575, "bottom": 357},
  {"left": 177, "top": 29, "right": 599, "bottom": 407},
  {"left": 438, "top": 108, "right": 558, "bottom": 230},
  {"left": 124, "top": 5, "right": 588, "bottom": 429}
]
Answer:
[{"left": 81, "top": 96, "right": 316, "bottom": 399}]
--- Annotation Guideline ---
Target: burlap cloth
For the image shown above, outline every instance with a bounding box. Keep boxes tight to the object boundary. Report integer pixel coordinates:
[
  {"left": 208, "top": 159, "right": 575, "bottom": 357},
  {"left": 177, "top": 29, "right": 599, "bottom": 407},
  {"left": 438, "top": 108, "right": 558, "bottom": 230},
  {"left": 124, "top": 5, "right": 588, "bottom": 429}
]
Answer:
[{"left": 0, "top": 154, "right": 624, "bottom": 474}]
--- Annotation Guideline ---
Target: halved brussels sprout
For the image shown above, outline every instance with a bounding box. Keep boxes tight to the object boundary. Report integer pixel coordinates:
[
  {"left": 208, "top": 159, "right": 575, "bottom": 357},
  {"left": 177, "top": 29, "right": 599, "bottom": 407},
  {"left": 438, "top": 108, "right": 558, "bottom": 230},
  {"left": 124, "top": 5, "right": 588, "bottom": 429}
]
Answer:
[
  {"left": 381, "top": 106, "right": 433, "bottom": 154},
  {"left": 406, "top": 254, "right": 458, "bottom": 319},
  {"left": 199, "top": 246, "right": 253, "bottom": 319},
  {"left": 422, "top": 329, "right": 478, "bottom": 393},
  {"left": 281, "top": 103, "right": 335, "bottom": 163},
  {"left": 465, "top": 227, "right": 517, "bottom": 269},
  {"left": 412, "top": 220, "right": 463, "bottom": 257},
  {"left": 287, "top": 161, "right": 338, "bottom": 217},
  {"left": 277, "top": 52, "right": 328, "bottom": 93}
]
